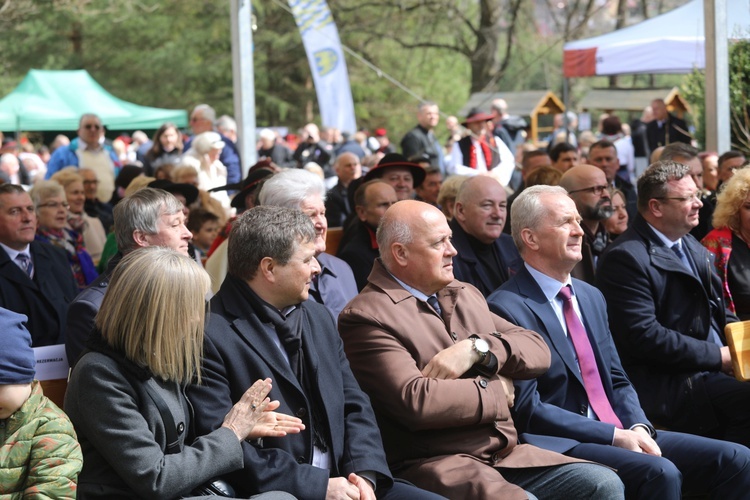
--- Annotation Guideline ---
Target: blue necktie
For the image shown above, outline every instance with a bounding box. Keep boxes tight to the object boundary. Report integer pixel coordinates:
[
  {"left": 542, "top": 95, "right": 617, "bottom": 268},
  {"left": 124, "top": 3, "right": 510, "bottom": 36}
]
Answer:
[
  {"left": 427, "top": 295, "right": 442, "bottom": 316},
  {"left": 671, "top": 243, "right": 693, "bottom": 275},
  {"left": 16, "top": 253, "right": 33, "bottom": 278}
]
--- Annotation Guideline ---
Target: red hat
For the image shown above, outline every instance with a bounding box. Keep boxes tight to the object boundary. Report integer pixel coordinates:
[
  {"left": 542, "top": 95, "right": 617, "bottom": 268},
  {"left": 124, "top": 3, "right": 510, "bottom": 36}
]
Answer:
[
  {"left": 462, "top": 108, "right": 494, "bottom": 126},
  {"left": 374, "top": 128, "right": 387, "bottom": 137}
]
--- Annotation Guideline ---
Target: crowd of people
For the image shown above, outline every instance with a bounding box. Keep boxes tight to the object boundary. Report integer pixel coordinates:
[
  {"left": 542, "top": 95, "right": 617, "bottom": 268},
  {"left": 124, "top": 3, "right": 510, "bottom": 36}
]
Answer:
[{"left": 1, "top": 97, "right": 750, "bottom": 499}]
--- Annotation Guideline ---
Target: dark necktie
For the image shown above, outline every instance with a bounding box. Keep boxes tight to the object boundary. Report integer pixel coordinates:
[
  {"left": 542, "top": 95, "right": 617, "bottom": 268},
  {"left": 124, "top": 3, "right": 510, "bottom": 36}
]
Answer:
[
  {"left": 16, "top": 253, "right": 33, "bottom": 278},
  {"left": 426, "top": 295, "right": 442, "bottom": 316},
  {"left": 558, "top": 285, "right": 622, "bottom": 427},
  {"left": 671, "top": 243, "right": 694, "bottom": 275}
]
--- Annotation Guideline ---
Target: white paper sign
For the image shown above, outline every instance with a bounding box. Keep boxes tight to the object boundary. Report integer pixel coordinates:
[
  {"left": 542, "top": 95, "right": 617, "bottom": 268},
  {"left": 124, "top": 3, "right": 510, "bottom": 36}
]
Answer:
[{"left": 33, "top": 344, "right": 69, "bottom": 381}]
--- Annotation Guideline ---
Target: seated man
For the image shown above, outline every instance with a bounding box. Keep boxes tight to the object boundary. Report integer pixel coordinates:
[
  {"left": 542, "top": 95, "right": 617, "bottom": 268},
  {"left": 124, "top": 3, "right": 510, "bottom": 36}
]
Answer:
[
  {"left": 338, "top": 200, "right": 624, "bottom": 499},
  {"left": 362, "top": 153, "right": 425, "bottom": 201},
  {"left": 489, "top": 185, "right": 750, "bottom": 499},
  {"left": 258, "top": 169, "right": 357, "bottom": 319},
  {"left": 597, "top": 161, "right": 750, "bottom": 446},
  {"left": 65, "top": 187, "right": 193, "bottom": 367},
  {"left": 559, "top": 165, "right": 614, "bottom": 284},
  {"left": 0, "top": 184, "right": 78, "bottom": 346},
  {"left": 450, "top": 175, "right": 522, "bottom": 296},
  {"left": 337, "top": 180, "right": 398, "bottom": 290},
  {"left": 188, "top": 206, "right": 443, "bottom": 500}
]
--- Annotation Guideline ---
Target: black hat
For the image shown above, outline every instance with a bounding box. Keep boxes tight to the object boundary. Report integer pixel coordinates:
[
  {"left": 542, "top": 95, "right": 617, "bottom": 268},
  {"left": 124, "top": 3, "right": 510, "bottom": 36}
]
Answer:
[
  {"left": 363, "top": 153, "right": 426, "bottom": 186},
  {"left": 230, "top": 161, "right": 277, "bottom": 210},
  {"left": 148, "top": 179, "right": 199, "bottom": 206}
]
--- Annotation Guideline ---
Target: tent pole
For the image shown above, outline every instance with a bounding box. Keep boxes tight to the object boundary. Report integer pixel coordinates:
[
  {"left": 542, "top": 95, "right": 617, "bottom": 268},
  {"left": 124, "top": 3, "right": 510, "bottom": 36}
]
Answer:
[
  {"left": 704, "top": 0, "right": 729, "bottom": 153},
  {"left": 563, "top": 78, "right": 570, "bottom": 144},
  {"left": 230, "top": 0, "right": 257, "bottom": 178}
]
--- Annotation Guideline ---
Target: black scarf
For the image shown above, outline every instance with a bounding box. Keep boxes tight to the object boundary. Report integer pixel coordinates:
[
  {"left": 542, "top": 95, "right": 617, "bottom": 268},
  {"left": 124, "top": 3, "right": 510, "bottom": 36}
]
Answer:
[{"left": 229, "top": 274, "right": 331, "bottom": 453}]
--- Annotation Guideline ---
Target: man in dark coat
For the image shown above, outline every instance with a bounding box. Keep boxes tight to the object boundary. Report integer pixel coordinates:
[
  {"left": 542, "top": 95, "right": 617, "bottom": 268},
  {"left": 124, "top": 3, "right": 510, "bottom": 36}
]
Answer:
[
  {"left": 597, "top": 161, "right": 750, "bottom": 446},
  {"left": 450, "top": 175, "right": 522, "bottom": 296},
  {"left": 338, "top": 180, "right": 398, "bottom": 290},
  {"left": 400, "top": 101, "right": 444, "bottom": 174},
  {"left": 188, "top": 206, "right": 442, "bottom": 500},
  {"left": 646, "top": 99, "right": 691, "bottom": 152},
  {"left": 0, "top": 184, "right": 78, "bottom": 346}
]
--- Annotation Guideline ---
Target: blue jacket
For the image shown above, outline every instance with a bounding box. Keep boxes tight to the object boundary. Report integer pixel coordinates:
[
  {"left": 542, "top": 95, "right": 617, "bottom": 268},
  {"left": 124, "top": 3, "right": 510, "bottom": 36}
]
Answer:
[
  {"left": 489, "top": 266, "right": 651, "bottom": 453},
  {"left": 45, "top": 139, "right": 121, "bottom": 179}
]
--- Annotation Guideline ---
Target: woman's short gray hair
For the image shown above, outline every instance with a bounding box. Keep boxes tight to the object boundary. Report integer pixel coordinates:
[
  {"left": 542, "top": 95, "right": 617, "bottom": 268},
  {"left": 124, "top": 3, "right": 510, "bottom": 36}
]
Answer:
[
  {"left": 258, "top": 169, "right": 326, "bottom": 209},
  {"left": 113, "top": 188, "right": 185, "bottom": 253},
  {"left": 29, "top": 180, "right": 65, "bottom": 208},
  {"left": 511, "top": 185, "right": 569, "bottom": 252}
]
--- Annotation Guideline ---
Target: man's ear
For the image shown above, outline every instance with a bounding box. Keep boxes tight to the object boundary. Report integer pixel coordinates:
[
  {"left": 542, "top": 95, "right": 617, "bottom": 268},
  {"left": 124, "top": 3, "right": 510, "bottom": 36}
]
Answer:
[
  {"left": 132, "top": 230, "right": 149, "bottom": 248},
  {"left": 355, "top": 205, "right": 366, "bottom": 222},
  {"left": 391, "top": 242, "right": 409, "bottom": 267},
  {"left": 453, "top": 201, "right": 465, "bottom": 222},
  {"left": 258, "top": 256, "right": 276, "bottom": 282},
  {"left": 648, "top": 198, "right": 663, "bottom": 219},
  {"left": 520, "top": 228, "right": 539, "bottom": 252}
]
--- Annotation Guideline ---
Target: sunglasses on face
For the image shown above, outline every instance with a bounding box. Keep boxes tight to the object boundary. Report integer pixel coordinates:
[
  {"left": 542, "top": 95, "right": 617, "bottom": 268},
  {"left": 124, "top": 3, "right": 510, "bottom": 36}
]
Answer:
[{"left": 83, "top": 124, "right": 102, "bottom": 130}]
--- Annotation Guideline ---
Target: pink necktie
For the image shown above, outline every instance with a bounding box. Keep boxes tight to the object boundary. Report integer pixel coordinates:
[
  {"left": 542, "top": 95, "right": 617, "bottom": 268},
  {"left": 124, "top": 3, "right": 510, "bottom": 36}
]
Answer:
[{"left": 558, "top": 285, "right": 622, "bottom": 428}]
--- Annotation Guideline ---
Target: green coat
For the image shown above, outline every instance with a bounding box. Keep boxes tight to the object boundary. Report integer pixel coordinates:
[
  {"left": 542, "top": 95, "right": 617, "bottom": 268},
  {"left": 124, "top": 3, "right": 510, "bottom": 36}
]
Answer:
[{"left": 0, "top": 381, "right": 82, "bottom": 499}]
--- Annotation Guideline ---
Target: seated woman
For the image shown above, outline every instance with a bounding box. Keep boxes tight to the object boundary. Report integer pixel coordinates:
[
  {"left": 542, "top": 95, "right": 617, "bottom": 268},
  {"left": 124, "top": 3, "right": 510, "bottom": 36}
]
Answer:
[
  {"left": 30, "top": 180, "right": 98, "bottom": 290},
  {"left": 703, "top": 166, "right": 750, "bottom": 320},
  {"left": 143, "top": 122, "right": 184, "bottom": 176},
  {"left": 50, "top": 168, "right": 108, "bottom": 265},
  {"left": 180, "top": 132, "right": 230, "bottom": 209},
  {"left": 65, "top": 247, "right": 303, "bottom": 499},
  {"left": 604, "top": 188, "right": 629, "bottom": 239}
]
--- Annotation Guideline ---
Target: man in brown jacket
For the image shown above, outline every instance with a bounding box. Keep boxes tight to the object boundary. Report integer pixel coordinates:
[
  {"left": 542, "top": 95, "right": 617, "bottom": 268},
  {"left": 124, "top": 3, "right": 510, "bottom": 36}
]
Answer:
[{"left": 338, "top": 200, "right": 624, "bottom": 500}]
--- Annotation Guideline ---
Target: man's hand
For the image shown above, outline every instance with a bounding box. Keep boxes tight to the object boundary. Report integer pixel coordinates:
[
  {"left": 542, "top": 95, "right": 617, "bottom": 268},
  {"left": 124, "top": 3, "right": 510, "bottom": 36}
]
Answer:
[
  {"left": 421, "top": 339, "right": 480, "bottom": 379},
  {"left": 613, "top": 427, "right": 661, "bottom": 456},
  {"left": 720, "top": 346, "right": 735, "bottom": 375},
  {"left": 326, "top": 477, "right": 359, "bottom": 500},
  {"left": 348, "top": 473, "right": 376, "bottom": 500}
]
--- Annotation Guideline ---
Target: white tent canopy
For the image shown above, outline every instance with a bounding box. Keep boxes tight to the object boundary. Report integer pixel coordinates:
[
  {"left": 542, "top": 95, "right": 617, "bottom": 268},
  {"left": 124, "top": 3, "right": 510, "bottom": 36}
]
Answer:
[{"left": 563, "top": 0, "right": 750, "bottom": 77}]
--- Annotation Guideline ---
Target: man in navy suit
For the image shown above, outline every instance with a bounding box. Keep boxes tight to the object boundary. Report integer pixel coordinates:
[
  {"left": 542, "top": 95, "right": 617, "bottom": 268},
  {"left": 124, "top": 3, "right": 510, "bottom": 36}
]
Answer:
[
  {"left": 488, "top": 184, "right": 750, "bottom": 499},
  {"left": 0, "top": 184, "right": 78, "bottom": 346},
  {"left": 188, "top": 206, "right": 443, "bottom": 500},
  {"left": 450, "top": 175, "right": 522, "bottom": 297}
]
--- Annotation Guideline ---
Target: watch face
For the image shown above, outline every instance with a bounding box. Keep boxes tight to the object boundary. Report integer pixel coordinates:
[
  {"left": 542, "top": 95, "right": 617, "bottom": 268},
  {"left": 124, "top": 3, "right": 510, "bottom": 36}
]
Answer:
[{"left": 475, "top": 338, "right": 489, "bottom": 354}]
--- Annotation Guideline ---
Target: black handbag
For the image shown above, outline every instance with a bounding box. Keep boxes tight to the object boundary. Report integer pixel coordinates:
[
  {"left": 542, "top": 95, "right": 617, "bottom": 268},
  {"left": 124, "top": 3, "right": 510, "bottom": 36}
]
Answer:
[{"left": 139, "top": 380, "right": 236, "bottom": 498}]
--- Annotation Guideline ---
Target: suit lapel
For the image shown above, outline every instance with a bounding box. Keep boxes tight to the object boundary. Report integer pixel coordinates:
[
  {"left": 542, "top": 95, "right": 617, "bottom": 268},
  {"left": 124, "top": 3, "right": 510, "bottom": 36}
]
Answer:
[
  {"left": 0, "top": 246, "right": 38, "bottom": 290},
  {"left": 219, "top": 290, "right": 304, "bottom": 393},
  {"left": 515, "top": 268, "right": 585, "bottom": 387}
]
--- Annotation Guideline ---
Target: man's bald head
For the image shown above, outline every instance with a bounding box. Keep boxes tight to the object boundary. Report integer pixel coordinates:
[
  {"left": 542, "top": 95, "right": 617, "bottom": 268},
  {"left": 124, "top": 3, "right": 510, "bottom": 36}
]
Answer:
[
  {"left": 454, "top": 175, "right": 507, "bottom": 244},
  {"left": 560, "top": 164, "right": 613, "bottom": 225},
  {"left": 377, "top": 200, "right": 456, "bottom": 295}
]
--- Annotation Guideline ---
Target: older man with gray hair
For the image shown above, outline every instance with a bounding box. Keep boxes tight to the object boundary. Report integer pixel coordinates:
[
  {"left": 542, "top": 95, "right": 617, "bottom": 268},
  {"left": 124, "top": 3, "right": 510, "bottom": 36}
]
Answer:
[
  {"left": 184, "top": 104, "right": 242, "bottom": 185},
  {"left": 65, "top": 187, "right": 192, "bottom": 367},
  {"left": 259, "top": 169, "right": 357, "bottom": 318}
]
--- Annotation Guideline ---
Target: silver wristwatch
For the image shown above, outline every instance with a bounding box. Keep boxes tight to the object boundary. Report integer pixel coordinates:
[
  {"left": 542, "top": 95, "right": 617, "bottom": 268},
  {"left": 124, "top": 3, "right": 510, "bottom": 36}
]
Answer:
[{"left": 470, "top": 335, "right": 489, "bottom": 363}]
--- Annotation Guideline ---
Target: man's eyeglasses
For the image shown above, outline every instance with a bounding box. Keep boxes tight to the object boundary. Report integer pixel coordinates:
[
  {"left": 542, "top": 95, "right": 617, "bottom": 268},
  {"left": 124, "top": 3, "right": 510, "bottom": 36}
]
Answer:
[
  {"left": 567, "top": 185, "right": 609, "bottom": 196},
  {"left": 655, "top": 192, "right": 702, "bottom": 203},
  {"left": 83, "top": 124, "right": 102, "bottom": 130},
  {"left": 38, "top": 201, "right": 70, "bottom": 210}
]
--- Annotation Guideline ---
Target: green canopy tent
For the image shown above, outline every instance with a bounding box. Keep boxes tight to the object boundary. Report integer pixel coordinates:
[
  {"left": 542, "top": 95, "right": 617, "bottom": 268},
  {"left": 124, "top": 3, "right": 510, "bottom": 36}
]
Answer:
[{"left": 0, "top": 69, "right": 187, "bottom": 132}]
